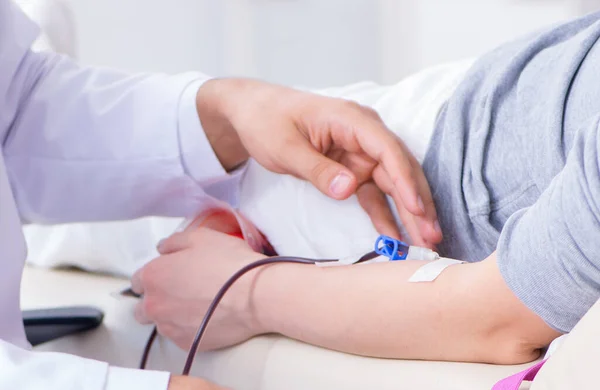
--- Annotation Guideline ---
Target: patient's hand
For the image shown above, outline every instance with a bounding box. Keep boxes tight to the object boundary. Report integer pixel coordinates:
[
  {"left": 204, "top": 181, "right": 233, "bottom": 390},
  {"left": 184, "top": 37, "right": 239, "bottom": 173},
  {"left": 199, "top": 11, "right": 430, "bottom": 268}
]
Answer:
[{"left": 132, "top": 228, "right": 266, "bottom": 351}]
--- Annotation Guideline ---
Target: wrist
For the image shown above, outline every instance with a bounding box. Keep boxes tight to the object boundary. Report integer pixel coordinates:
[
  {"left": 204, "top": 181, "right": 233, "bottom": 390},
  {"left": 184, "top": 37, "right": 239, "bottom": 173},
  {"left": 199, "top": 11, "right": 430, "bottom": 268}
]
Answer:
[
  {"left": 229, "top": 251, "right": 274, "bottom": 335},
  {"left": 196, "top": 79, "right": 249, "bottom": 172},
  {"left": 248, "top": 262, "right": 308, "bottom": 335}
]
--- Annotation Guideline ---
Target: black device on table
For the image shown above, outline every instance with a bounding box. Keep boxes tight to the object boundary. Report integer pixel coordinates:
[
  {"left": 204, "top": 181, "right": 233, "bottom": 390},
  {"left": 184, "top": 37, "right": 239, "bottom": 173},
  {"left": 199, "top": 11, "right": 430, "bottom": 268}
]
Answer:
[{"left": 23, "top": 306, "right": 104, "bottom": 346}]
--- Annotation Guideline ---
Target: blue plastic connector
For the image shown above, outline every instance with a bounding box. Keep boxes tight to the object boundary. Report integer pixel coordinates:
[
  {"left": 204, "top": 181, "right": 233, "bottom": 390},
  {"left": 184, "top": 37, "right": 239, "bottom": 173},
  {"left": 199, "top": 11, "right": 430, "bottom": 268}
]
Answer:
[{"left": 374, "top": 235, "right": 410, "bottom": 261}]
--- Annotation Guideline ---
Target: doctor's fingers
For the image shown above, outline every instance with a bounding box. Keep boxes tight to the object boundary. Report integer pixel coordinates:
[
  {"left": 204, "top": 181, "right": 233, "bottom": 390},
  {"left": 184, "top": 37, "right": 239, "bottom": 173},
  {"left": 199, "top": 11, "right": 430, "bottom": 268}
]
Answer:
[
  {"left": 356, "top": 181, "right": 401, "bottom": 239},
  {"left": 412, "top": 155, "right": 443, "bottom": 243},
  {"left": 276, "top": 132, "right": 359, "bottom": 200},
  {"left": 373, "top": 152, "right": 441, "bottom": 244},
  {"left": 342, "top": 107, "right": 426, "bottom": 219},
  {"left": 372, "top": 165, "right": 430, "bottom": 248}
]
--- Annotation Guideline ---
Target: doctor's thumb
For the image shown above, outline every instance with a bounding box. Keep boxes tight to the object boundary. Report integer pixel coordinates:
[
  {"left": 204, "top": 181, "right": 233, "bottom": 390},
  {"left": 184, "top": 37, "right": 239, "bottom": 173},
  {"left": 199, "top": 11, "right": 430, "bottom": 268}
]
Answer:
[{"left": 289, "top": 146, "right": 357, "bottom": 200}]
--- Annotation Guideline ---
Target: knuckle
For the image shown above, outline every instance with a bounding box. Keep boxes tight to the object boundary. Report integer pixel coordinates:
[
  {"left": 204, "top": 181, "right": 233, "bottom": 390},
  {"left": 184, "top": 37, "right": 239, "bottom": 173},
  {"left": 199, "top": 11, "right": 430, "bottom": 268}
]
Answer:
[
  {"left": 388, "top": 153, "right": 414, "bottom": 176},
  {"left": 138, "top": 264, "right": 157, "bottom": 290},
  {"left": 309, "top": 159, "right": 331, "bottom": 183},
  {"left": 341, "top": 99, "right": 363, "bottom": 113},
  {"left": 384, "top": 138, "right": 405, "bottom": 156},
  {"left": 340, "top": 99, "right": 382, "bottom": 123},
  {"left": 423, "top": 195, "right": 435, "bottom": 207},
  {"left": 142, "top": 296, "right": 160, "bottom": 319},
  {"left": 404, "top": 167, "right": 417, "bottom": 184},
  {"left": 362, "top": 106, "right": 382, "bottom": 121}
]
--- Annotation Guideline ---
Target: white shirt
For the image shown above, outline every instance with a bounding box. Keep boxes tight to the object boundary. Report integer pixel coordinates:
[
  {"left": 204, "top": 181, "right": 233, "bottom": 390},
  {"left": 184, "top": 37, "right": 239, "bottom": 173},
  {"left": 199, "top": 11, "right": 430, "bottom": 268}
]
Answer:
[{"left": 0, "top": 1, "right": 237, "bottom": 388}]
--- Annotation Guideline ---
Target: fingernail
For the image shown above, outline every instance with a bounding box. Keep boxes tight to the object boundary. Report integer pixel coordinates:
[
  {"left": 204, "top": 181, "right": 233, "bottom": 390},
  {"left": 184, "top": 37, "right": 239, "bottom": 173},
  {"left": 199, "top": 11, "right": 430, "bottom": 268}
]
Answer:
[
  {"left": 417, "top": 196, "right": 425, "bottom": 213},
  {"left": 330, "top": 173, "right": 352, "bottom": 196},
  {"left": 156, "top": 239, "right": 165, "bottom": 251}
]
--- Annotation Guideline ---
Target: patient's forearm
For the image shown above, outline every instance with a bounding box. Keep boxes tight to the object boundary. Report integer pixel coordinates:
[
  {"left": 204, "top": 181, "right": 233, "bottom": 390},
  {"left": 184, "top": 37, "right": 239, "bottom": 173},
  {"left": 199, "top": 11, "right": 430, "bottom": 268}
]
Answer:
[{"left": 251, "top": 255, "right": 560, "bottom": 364}]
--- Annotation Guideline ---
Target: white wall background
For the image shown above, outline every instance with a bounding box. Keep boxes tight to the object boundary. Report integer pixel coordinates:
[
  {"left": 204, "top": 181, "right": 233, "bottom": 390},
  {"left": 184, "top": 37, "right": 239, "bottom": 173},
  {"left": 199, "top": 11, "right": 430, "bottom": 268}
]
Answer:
[
  {"left": 379, "top": 0, "right": 584, "bottom": 81},
  {"left": 46, "top": 0, "right": 600, "bottom": 87}
]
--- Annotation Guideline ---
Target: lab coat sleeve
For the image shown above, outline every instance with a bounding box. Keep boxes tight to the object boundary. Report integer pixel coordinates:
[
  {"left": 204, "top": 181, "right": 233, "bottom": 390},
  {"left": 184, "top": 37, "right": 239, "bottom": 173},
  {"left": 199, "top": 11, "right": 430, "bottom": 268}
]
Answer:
[
  {"left": 0, "top": 339, "right": 170, "bottom": 390},
  {"left": 1, "top": 0, "right": 240, "bottom": 224}
]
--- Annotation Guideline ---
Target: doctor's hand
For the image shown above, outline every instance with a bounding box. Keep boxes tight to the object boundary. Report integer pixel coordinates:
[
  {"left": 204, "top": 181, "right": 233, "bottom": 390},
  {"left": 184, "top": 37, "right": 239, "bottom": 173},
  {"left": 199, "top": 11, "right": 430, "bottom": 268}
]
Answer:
[
  {"left": 131, "top": 228, "right": 266, "bottom": 352},
  {"left": 196, "top": 79, "right": 442, "bottom": 247}
]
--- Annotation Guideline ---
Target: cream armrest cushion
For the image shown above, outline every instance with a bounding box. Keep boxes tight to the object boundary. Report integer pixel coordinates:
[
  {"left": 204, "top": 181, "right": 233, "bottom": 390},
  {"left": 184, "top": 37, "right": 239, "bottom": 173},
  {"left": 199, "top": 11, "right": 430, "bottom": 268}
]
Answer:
[
  {"left": 21, "top": 266, "right": 540, "bottom": 390},
  {"left": 531, "top": 298, "right": 600, "bottom": 390}
]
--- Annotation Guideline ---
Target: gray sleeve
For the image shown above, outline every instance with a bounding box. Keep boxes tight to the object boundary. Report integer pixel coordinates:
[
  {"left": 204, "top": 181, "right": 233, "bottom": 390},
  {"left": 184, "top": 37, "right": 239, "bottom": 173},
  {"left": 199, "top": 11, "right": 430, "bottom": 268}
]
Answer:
[{"left": 497, "top": 115, "right": 600, "bottom": 333}]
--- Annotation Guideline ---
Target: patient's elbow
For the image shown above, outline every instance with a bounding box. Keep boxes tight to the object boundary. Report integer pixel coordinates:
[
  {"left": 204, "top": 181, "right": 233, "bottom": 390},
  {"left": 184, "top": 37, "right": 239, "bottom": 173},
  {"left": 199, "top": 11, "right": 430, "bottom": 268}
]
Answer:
[
  {"left": 484, "top": 336, "right": 543, "bottom": 365},
  {"left": 480, "top": 324, "right": 558, "bottom": 365},
  {"left": 465, "top": 256, "right": 562, "bottom": 365}
]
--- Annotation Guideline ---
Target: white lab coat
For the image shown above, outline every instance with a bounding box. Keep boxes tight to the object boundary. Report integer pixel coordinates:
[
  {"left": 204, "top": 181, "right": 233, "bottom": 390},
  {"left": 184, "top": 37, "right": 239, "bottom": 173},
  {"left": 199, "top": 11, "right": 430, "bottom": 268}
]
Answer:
[{"left": 0, "top": 1, "right": 238, "bottom": 388}]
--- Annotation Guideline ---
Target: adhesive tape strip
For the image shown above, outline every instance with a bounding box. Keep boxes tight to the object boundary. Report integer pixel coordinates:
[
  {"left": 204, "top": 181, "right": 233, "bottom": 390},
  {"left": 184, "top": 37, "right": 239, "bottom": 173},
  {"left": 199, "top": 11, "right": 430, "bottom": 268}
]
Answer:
[{"left": 408, "top": 257, "right": 465, "bottom": 282}]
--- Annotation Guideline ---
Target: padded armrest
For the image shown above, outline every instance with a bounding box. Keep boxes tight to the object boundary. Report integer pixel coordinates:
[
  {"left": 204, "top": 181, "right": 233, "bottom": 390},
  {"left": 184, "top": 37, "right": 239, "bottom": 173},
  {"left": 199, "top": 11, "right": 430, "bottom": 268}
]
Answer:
[
  {"left": 531, "top": 298, "right": 600, "bottom": 390},
  {"left": 21, "top": 266, "right": 538, "bottom": 389}
]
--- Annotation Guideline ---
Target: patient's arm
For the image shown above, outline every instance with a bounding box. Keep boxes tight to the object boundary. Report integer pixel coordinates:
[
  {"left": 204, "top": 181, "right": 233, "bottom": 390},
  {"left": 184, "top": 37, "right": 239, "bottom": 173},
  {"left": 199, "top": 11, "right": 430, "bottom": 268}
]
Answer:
[
  {"left": 135, "top": 229, "right": 558, "bottom": 365},
  {"left": 251, "top": 250, "right": 560, "bottom": 364}
]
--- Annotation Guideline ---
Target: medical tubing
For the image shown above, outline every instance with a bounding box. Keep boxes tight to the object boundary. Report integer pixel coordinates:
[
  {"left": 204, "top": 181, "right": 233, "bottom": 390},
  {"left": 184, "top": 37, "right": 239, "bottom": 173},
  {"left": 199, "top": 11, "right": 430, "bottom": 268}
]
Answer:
[
  {"left": 137, "top": 245, "right": 433, "bottom": 372},
  {"left": 137, "top": 256, "right": 338, "bottom": 372},
  {"left": 138, "top": 250, "right": 385, "bottom": 373},
  {"left": 139, "top": 327, "right": 158, "bottom": 370},
  {"left": 180, "top": 256, "right": 337, "bottom": 375}
]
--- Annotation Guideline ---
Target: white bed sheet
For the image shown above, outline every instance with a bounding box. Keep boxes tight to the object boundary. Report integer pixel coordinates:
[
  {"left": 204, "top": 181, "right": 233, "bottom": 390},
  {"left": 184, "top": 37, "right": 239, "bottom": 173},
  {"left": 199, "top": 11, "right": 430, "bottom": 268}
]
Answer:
[{"left": 24, "top": 59, "right": 474, "bottom": 277}]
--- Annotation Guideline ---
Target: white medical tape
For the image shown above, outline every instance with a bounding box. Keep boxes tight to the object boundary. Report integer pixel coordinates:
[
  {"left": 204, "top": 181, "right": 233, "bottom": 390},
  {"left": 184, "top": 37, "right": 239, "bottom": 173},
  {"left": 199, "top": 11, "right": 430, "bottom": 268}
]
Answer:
[{"left": 408, "top": 257, "right": 465, "bottom": 282}]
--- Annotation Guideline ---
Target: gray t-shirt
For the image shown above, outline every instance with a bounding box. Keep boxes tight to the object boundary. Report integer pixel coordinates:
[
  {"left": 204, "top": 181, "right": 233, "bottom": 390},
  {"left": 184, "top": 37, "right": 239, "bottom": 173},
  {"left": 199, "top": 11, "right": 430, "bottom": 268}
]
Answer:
[{"left": 423, "top": 12, "right": 600, "bottom": 333}]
